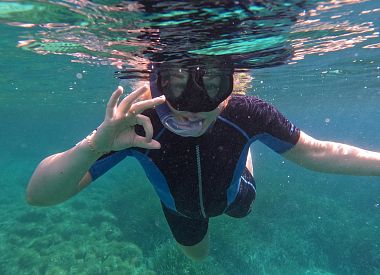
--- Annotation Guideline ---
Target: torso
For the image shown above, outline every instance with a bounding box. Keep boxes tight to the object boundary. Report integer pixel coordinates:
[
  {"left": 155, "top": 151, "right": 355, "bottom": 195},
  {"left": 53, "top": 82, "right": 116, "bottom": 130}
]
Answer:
[{"left": 130, "top": 95, "right": 300, "bottom": 218}]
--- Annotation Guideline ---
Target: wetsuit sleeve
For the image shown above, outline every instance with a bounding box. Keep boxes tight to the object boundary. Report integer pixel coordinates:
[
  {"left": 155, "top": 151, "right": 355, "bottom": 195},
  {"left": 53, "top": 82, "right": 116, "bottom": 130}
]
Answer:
[
  {"left": 229, "top": 95, "right": 300, "bottom": 154},
  {"left": 257, "top": 109, "right": 300, "bottom": 154},
  {"left": 89, "top": 149, "right": 133, "bottom": 181}
]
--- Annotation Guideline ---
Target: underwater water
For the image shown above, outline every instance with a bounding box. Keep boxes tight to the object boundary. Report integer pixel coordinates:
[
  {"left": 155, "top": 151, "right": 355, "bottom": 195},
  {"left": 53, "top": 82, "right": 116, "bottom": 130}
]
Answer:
[{"left": 1, "top": 0, "right": 380, "bottom": 274}]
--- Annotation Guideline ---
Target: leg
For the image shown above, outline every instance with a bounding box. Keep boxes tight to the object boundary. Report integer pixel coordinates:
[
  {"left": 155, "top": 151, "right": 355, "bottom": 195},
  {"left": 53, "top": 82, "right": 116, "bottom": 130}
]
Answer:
[
  {"left": 178, "top": 228, "right": 210, "bottom": 261},
  {"left": 246, "top": 147, "right": 254, "bottom": 176},
  {"left": 161, "top": 204, "right": 210, "bottom": 261}
]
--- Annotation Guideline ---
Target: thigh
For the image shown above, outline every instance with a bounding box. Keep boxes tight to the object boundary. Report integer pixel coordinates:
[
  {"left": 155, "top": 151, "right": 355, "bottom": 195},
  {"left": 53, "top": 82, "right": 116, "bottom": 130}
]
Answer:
[
  {"left": 161, "top": 203, "right": 209, "bottom": 246},
  {"left": 246, "top": 147, "right": 254, "bottom": 176}
]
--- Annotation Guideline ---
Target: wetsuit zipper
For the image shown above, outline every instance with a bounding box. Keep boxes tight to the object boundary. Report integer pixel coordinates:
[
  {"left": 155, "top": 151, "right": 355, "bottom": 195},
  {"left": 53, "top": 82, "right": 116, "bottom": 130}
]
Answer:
[{"left": 195, "top": 145, "right": 207, "bottom": 218}]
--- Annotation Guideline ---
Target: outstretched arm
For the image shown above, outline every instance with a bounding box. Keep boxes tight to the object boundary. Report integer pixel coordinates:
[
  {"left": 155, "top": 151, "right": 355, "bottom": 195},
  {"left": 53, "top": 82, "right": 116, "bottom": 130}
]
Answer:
[
  {"left": 282, "top": 131, "right": 380, "bottom": 176},
  {"left": 27, "top": 86, "right": 165, "bottom": 206}
]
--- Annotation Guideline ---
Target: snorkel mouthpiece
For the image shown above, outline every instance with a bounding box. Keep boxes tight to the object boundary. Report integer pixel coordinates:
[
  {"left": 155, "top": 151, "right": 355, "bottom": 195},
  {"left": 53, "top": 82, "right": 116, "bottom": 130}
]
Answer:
[{"left": 160, "top": 113, "right": 204, "bottom": 137}]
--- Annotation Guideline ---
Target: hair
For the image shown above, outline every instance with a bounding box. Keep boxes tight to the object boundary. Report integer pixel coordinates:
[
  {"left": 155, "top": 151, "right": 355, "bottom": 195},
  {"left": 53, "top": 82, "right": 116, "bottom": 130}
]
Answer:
[{"left": 232, "top": 71, "right": 253, "bottom": 95}]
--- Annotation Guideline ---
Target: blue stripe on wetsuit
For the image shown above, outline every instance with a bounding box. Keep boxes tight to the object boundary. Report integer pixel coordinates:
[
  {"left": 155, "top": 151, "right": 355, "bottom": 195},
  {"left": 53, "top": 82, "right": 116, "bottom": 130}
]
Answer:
[
  {"left": 130, "top": 150, "right": 177, "bottom": 212},
  {"left": 218, "top": 116, "right": 250, "bottom": 206},
  {"left": 226, "top": 132, "right": 296, "bottom": 205},
  {"left": 89, "top": 149, "right": 132, "bottom": 180},
  {"left": 219, "top": 116, "right": 297, "bottom": 207},
  {"left": 88, "top": 147, "right": 178, "bottom": 213}
]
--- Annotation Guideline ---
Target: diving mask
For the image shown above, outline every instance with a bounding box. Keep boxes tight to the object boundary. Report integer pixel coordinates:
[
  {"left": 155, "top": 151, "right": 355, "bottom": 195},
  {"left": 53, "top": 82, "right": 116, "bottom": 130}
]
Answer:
[
  {"left": 151, "top": 73, "right": 205, "bottom": 137},
  {"left": 153, "top": 64, "right": 233, "bottom": 113}
]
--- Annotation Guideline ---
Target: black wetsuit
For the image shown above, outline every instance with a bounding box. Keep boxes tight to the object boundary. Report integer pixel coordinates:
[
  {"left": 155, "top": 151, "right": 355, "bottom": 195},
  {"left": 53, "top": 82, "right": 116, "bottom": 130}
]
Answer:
[{"left": 89, "top": 95, "right": 300, "bottom": 245}]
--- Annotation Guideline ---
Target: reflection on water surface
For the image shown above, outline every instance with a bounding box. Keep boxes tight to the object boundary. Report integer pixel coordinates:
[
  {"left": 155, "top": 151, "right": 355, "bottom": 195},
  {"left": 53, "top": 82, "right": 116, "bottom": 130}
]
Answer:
[{"left": 0, "top": 0, "right": 378, "bottom": 72}]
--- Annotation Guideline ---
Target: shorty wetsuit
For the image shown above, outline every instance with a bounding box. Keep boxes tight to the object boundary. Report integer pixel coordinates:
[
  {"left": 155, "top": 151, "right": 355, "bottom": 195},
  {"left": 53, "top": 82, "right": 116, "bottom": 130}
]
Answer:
[{"left": 89, "top": 95, "right": 300, "bottom": 246}]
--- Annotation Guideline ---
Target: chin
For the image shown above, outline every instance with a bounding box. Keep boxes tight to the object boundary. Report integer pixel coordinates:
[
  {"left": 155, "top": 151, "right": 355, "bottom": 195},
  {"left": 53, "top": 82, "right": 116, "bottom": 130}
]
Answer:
[{"left": 191, "top": 126, "right": 211, "bottom": 137}]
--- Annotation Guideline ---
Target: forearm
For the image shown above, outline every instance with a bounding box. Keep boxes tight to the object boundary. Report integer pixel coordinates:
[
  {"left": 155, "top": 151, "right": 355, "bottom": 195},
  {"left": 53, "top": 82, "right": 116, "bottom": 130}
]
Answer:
[
  {"left": 27, "top": 85, "right": 165, "bottom": 206},
  {"left": 27, "top": 139, "right": 102, "bottom": 206},
  {"left": 283, "top": 132, "right": 380, "bottom": 176}
]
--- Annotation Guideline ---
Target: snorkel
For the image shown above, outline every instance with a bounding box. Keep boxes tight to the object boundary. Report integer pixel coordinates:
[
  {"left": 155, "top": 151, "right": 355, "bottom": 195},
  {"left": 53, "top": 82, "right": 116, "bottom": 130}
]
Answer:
[{"left": 150, "top": 71, "right": 204, "bottom": 137}]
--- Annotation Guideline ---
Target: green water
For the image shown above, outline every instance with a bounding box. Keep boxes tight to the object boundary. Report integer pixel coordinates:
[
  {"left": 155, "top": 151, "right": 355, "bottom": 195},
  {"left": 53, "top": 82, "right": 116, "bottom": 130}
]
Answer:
[{"left": 1, "top": 1, "right": 380, "bottom": 274}]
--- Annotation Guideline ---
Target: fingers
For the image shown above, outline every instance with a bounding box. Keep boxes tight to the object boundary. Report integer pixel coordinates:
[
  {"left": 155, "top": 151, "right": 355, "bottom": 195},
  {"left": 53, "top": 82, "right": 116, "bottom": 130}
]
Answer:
[
  {"left": 106, "top": 86, "right": 123, "bottom": 119},
  {"left": 118, "top": 85, "right": 149, "bottom": 114},
  {"left": 135, "top": 114, "right": 154, "bottom": 141},
  {"left": 132, "top": 114, "right": 161, "bottom": 149},
  {"left": 133, "top": 135, "right": 161, "bottom": 150},
  {"left": 129, "top": 95, "right": 166, "bottom": 115}
]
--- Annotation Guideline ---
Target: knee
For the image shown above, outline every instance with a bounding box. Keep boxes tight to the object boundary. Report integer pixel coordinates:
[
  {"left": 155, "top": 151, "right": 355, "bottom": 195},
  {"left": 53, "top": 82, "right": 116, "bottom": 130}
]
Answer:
[
  {"left": 178, "top": 232, "right": 210, "bottom": 261},
  {"left": 181, "top": 246, "right": 209, "bottom": 261}
]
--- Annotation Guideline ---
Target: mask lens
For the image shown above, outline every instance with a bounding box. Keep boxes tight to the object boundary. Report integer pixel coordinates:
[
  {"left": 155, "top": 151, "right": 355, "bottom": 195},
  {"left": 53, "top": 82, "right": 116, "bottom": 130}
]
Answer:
[
  {"left": 158, "top": 68, "right": 188, "bottom": 98},
  {"left": 157, "top": 66, "right": 233, "bottom": 112},
  {"left": 203, "top": 70, "right": 232, "bottom": 100}
]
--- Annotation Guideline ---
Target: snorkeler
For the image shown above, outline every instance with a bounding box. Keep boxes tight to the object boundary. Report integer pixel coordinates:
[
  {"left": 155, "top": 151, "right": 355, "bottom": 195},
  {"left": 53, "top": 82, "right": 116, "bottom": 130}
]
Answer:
[{"left": 27, "top": 58, "right": 380, "bottom": 261}]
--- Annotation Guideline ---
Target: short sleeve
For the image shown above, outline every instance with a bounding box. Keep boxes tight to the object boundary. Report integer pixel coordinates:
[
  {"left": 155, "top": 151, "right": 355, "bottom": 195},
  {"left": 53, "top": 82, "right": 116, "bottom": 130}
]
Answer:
[{"left": 224, "top": 95, "right": 300, "bottom": 153}]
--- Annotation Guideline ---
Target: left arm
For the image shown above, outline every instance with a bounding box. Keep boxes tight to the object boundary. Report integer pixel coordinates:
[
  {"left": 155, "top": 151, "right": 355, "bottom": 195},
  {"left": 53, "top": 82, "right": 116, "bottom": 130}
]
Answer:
[{"left": 282, "top": 131, "right": 380, "bottom": 176}]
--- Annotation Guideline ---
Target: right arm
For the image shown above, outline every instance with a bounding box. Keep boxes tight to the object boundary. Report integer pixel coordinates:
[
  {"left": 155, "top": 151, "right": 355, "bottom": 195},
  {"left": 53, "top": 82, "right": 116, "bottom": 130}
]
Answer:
[
  {"left": 26, "top": 139, "right": 103, "bottom": 206},
  {"left": 27, "top": 86, "right": 165, "bottom": 206}
]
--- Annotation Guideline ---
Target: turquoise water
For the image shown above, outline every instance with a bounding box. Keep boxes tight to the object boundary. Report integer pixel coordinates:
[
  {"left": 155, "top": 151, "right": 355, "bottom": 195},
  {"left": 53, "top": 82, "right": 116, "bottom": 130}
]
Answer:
[{"left": 1, "top": 1, "right": 380, "bottom": 274}]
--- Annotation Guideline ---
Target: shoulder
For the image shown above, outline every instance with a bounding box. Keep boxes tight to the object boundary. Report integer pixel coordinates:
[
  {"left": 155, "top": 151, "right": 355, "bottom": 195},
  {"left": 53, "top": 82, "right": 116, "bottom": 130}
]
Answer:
[
  {"left": 225, "top": 94, "right": 263, "bottom": 107},
  {"left": 222, "top": 94, "right": 278, "bottom": 120},
  {"left": 220, "top": 95, "right": 300, "bottom": 145}
]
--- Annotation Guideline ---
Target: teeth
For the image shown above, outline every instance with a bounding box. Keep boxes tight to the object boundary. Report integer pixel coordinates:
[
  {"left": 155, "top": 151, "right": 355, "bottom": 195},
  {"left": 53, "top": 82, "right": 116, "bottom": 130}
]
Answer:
[{"left": 163, "top": 115, "right": 203, "bottom": 136}]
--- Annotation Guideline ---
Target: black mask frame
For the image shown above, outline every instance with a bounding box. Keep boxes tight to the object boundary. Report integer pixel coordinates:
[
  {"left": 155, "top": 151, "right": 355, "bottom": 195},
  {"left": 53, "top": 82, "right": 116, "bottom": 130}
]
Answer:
[{"left": 156, "top": 65, "right": 234, "bottom": 112}]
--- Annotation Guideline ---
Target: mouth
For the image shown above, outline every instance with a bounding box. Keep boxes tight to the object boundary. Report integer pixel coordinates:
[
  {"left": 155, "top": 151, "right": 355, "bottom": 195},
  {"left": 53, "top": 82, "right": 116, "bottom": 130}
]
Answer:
[{"left": 173, "top": 117, "right": 204, "bottom": 129}]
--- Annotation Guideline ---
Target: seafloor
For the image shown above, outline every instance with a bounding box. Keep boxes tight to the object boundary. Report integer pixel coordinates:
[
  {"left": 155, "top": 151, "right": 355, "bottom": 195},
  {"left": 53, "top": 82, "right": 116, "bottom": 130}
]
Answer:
[{"left": 1, "top": 153, "right": 379, "bottom": 275}]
